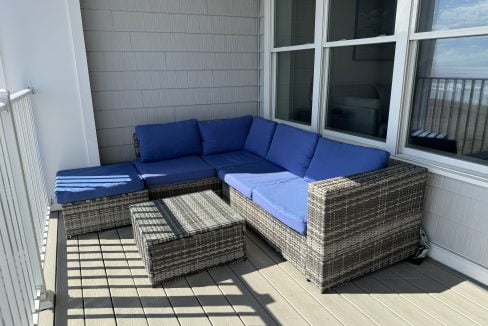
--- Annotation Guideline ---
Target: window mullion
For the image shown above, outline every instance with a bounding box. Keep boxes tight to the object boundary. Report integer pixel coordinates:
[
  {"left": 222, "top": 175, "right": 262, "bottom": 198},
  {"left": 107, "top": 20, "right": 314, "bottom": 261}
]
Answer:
[
  {"left": 385, "top": 0, "right": 415, "bottom": 154},
  {"left": 310, "top": 0, "right": 326, "bottom": 132}
]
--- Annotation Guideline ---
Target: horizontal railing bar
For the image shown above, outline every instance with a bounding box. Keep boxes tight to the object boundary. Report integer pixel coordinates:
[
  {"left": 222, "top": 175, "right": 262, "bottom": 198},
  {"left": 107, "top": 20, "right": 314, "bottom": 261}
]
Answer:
[
  {"left": 0, "top": 88, "right": 34, "bottom": 112},
  {"left": 419, "top": 76, "right": 488, "bottom": 81}
]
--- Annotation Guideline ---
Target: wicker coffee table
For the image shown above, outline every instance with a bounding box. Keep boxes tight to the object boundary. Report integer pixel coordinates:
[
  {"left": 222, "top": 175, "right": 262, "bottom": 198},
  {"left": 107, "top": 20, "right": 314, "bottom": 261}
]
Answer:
[{"left": 130, "top": 190, "right": 246, "bottom": 286}]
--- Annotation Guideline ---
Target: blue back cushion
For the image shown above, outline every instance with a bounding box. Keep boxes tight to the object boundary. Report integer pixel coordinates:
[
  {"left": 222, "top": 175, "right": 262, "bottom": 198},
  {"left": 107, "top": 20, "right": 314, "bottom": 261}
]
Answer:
[
  {"left": 198, "top": 115, "right": 253, "bottom": 155},
  {"left": 135, "top": 119, "right": 201, "bottom": 162},
  {"left": 265, "top": 124, "right": 319, "bottom": 177},
  {"left": 304, "top": 137, "right": 390, "bottom": 182},
  {"left": 244, "top": 117, "right": 277, "bottom": 158}
]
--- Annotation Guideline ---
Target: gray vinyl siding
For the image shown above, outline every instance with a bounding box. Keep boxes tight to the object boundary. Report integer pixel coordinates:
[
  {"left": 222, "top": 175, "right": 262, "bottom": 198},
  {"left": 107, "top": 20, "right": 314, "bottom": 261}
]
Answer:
[
  {"left": 424, "top": 173, "right": 488, "bottom": 268},
  {"left": 80, "top": 0, "right": 261, "bottom": 163}
]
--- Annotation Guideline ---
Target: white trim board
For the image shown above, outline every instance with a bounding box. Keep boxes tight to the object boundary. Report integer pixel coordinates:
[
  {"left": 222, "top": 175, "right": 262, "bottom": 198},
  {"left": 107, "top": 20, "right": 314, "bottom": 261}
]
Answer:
[{"left": 429, "top": 242, "right": 488, "bottom": 286}]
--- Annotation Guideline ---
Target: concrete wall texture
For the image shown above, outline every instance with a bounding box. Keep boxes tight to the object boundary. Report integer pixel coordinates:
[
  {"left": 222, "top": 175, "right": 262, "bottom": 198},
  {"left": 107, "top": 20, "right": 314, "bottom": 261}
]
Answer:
[{"left": 80, "top": 0, "right": 262, "bottom": 163}]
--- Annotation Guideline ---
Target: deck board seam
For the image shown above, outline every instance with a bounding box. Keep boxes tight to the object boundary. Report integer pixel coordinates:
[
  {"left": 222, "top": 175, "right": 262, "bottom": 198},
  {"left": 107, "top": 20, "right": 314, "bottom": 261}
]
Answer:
[
  {"left": 388, "top": 266, "right": 482, "bottom": 325},
  {"left": 247, "top": 233, "right": 379, "bottom": 326},
  {"left": 410, "top": 261, "right": 488, "bottom": 312},
  {"left": 371, "top": 273, "right": 448, "bottom": 326},
  {"left": 351, "top": 280, "right": 416, "bottom": 326},
  {"left": 182, "top": 276, "right": 215, "bottom": 325},
  {"left": 96, "top": 232, "right": 118, "bottom": 325},
  {"left": 115, "top": 227, "right": 182, "bottom": 326},
  {"left": 204, "top": 270, "right": 250, "bottom": 325},
  {"left": 244, "top": 241, "right": 326, "bottom": 326}
]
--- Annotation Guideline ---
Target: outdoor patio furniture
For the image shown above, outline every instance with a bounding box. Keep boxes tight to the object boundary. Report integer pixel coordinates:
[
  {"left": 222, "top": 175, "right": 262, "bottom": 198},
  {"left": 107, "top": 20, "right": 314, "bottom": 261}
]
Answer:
[
  {"left": 128, "top": 115, "right": 427, "bottom": 292},
  {"left": 130, "top": 190, "right": 246, "bottom": 286},
  {"left": 55, "top": 163, "right": 149, "bottom": 237}
]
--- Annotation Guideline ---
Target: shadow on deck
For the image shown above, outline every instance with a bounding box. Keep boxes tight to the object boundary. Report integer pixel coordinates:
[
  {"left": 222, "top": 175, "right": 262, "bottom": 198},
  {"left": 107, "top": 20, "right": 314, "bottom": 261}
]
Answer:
[{"left": 44, "top": 211, "right": 488, "bottom": 326}]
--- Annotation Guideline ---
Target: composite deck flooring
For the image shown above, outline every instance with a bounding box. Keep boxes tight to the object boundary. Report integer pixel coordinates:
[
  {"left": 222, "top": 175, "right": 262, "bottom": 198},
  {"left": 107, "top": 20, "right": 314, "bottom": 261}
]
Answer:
[{"left": 47, "top": 211, "right": 488, "bottom": 326}]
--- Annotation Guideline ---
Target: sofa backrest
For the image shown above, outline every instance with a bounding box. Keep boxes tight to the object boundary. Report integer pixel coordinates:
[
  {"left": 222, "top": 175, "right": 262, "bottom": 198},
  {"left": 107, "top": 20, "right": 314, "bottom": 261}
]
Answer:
[
  {"left": 266, "top": 124, "right": 319, "bottom": 177},
  {"left": 135, "top": 119, "right": 202, "bottom": 162},
  {"left": 244, "top": 117, "right": 277, "bottom": 158},
  {"left": 304, "top": 137, "right": 390, "bottom": 182},
  {"left": 198, "top": 115, "right": 253, "bottom": 155}
]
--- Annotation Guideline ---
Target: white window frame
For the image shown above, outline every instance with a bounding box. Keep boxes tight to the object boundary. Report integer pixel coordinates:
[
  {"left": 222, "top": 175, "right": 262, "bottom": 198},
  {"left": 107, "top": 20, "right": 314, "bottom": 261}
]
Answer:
[
  {"left": 264, "top": 0, "right": 488, "bottom": 186},
  {"left": 320, "top": 0, "right": 413, "bottom": 153},
  {"left": 267, "top": 0, "right": 324, "bottom": 132},
  {"left": 396, "top": 0, "right": 488, "bottom": 183}
]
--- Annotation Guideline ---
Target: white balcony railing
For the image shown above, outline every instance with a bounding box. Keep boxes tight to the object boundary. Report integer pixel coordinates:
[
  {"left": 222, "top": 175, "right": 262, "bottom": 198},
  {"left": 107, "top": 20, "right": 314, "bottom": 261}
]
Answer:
[{"left": 0, "top": 89, "right": 52, "bottom": 325}]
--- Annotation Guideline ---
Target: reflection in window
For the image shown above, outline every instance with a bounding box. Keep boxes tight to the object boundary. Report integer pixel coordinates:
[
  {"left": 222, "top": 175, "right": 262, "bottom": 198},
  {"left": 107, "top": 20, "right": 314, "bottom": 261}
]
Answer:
[
  {"left": 326, "top": 43, "right": 395, "bottom": 139},
  {"left": 274, "top": 0, "right": 315, "bottom": 47},
  {"left": 328, "top": 0, "right": 397, "bottom": 42},
  {"left": 408, "top": 36, "right": 488, "bottom": 165},
  {"left": 275, "top": 50, "right": 315, "bottom": 125},
  {"left": 417, "top": 0, "right": 488, "bottom": 32}
]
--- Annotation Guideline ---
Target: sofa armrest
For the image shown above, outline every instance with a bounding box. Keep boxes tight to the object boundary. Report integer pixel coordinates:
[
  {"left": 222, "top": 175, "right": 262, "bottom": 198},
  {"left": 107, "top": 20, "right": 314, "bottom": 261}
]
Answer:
[{"left": 306, "top": 160, "right": 427, "bottom": 290}]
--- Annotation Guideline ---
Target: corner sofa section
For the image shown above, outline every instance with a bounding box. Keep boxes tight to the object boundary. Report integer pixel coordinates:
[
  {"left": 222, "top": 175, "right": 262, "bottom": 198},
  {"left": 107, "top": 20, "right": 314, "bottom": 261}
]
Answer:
[
  {"left": 57, "top": 115, "right": 427, "bottom": 292},
  {"left": 131, "top": 115, "right": 427, "bottom": 292}
]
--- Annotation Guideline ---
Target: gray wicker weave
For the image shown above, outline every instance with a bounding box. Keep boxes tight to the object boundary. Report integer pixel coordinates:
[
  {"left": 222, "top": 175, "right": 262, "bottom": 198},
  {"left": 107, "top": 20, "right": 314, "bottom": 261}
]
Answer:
[
  {"left": 225, "top": 160, "right": 427, "bottom": 292},
  {"left": 148, "top": 177, "right": 222, "bottom": 200},
  {"left": 130, "top": 190, "right": 246, "bottom": 286},
  {"left": 62, "top": 190, "right": 149, "bottom": 237}
]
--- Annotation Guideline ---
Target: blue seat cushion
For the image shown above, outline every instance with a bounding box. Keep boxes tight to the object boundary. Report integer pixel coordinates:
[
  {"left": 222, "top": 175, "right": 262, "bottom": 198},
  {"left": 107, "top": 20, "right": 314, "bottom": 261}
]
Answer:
[
  {"left": 202, "top": 150, "right": 264, "bottom": 169},
  {"left": 266, "top": 124, "right": 319, "bottom": 177},
  {"left": 133, "top": 156, "right": 216, "bottom": 188},
  {"left": 244, "top": 117, "right": 277, "bottom": 158},
  {"left": 304, "top": 137, "right": 390, "bottom": 182},
  {"left": 253, "top": 179, "right": 308, "bottom": 234},
  {"left": 55, "top": 162, "right": 144, "bottom": 204},
  {"left": 198, "top": 115, "right": 253, "bottom": 155},
  {"left": 135, "top": 119, "right": 201, "bottom": 162},
  {"left": 220, "top": 160, "right": 300, "bottom": 198}
]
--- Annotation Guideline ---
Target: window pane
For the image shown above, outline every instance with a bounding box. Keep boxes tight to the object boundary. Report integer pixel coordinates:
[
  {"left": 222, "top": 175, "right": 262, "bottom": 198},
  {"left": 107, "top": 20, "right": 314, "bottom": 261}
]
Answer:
[
  {"left": 407, "top": 36, "right": 488, "bottom": 165},
  {"left": 274, "top": 0, "right": 315, "bottom": 47},
  {"left": 275, "top": 50, "right": 315, "bottom": 125},
  {"left": 417, "top": 0, "right": 488, "bottom": 32},
  {"left": 328, "top": 0, "right": 397, "bottom": 42},
  {"left": 325, "top": 43, "right": 395, "bottom": 139}
]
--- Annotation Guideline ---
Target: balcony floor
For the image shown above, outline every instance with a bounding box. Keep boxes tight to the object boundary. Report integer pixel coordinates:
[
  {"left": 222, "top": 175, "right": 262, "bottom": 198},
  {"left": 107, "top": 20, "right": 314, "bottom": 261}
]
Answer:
[{"left": 47, "top": 211, "right": 488, "bottom": 326}]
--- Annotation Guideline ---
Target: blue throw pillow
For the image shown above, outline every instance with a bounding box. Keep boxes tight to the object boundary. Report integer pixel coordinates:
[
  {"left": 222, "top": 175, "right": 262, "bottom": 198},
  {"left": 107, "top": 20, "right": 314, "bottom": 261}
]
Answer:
[
  {"left": 135, "top": 119, "right": 201, "bottom": 162},
  {"left": 265, "top": 124, "right": 319, "bottom": 177},
  {"left": 244, "top": 117, "right": 277, "bottom": 158},
  {"left": 304, "top": 137, "right": 390, "bottom": 182},
  {"left": 198, "top": 116, "right": 253, "bottom": 155}
]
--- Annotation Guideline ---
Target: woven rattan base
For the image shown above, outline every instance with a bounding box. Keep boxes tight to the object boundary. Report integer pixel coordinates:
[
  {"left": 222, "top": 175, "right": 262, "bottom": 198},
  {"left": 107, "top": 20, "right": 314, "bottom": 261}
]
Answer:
[
  {"left": 62, "top": 190, "right": 149, "bottom": 237},
  {"left": 148, "top": 177, "right": 222, "bottom": 200},
  {"left": 130, "top": 191, "right": 246, "bottom": 286}
]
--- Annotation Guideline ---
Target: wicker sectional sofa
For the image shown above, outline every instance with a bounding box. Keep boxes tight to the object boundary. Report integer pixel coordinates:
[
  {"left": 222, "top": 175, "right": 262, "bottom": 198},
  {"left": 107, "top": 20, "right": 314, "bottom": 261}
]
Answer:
[{"left": 56, "top": 115, "right": 427, "bottom": 292}]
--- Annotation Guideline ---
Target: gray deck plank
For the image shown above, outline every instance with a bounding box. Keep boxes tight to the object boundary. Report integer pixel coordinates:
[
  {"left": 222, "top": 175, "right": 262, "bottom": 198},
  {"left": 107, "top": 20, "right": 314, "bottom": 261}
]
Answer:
[
  {"left": 413, "top": 259, "right": 488, "bottom": 310},
  {"left": 99, "top": 229, "right": 148, "bottom": 326},
  {"left": 164, "top": 277, "right": 213, "bottom": 326},
  {"left": 39, "top": 211, "right": 58, "bottom": 326},
  {"left": 78, "top": 232, "right": 116, "bottom": 326},
  {"left": 248, "top": 231, "right": 378, "bottom": 326},
  {"left": 116, "top": 227, "right": 180, "bottom": 326},
  {"left": 245, "top": 238, "right": 343, "bottom": 326},
  {"left": 185, "top": 271, "right": 245, "bottom": 326},
  {"left": 352, "top": 274, "right": 444, "bottom": 326},
  {"left": 49, "top": 212, "right": 488, "bottom": 326},
  {"left": 375, "top": 266, "right": 477, "bottom": 325},
  {"left": 54, "top": 212, "right": 84, "bottom": 326},
  {"left": 391, "top": 262, "right": 488, "bottom": 325},
  {"left": 208, "top": 265, "right": 278, "bottom": 326},
  {"left": 230, "top": 258, "right": 310, "bottom": 325}
]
